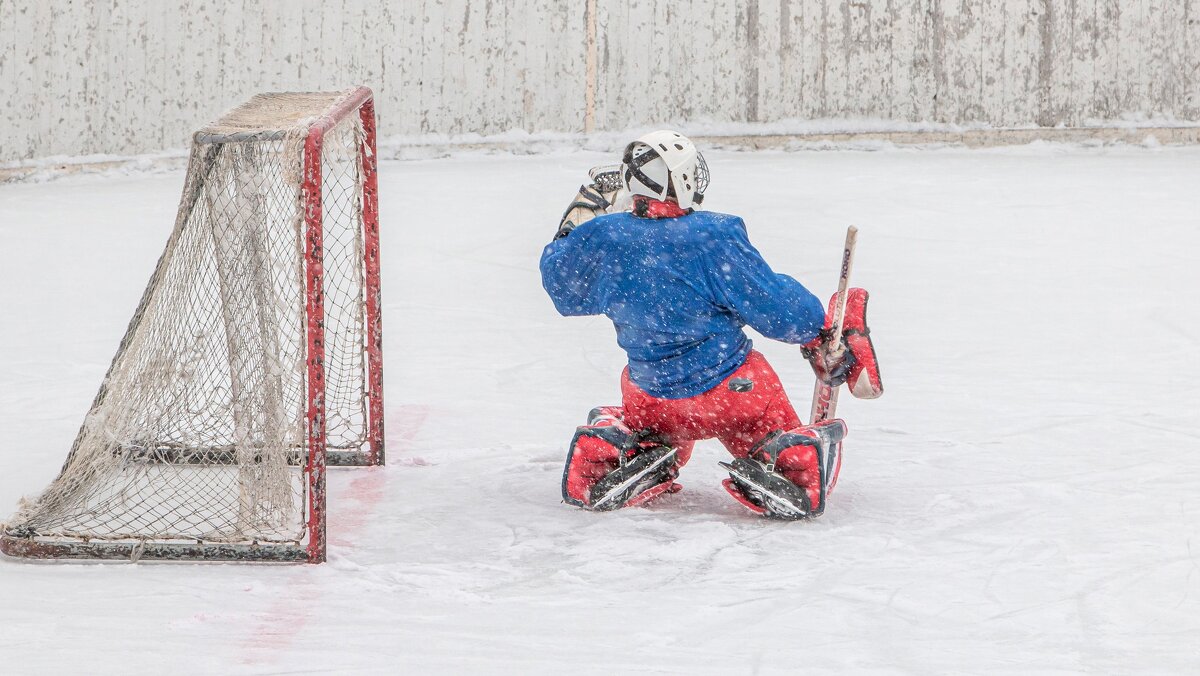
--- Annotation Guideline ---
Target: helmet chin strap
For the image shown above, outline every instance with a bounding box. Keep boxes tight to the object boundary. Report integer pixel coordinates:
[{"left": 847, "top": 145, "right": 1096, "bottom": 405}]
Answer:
[{"left": 632, "top": 195, "right": 691, "bottom": 219}]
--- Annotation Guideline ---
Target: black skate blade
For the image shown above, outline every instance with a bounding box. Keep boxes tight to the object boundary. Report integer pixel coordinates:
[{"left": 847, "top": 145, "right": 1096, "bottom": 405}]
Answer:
[
  {"left": 721, "top": 457, "right": 812, "bottom": 520},
  {"left": 588, "top": 447, "right": 677, "bottom": 512}
]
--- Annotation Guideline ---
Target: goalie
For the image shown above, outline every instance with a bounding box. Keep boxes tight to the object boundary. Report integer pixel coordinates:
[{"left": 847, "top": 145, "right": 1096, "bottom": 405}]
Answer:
[{"left": 540, "top": 131, "right": 881, "bottom": 519}]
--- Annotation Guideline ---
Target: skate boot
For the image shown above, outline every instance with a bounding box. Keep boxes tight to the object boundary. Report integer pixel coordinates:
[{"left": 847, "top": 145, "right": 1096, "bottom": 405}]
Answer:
[{"left": 588, "top": 442, "right": 678, "bottom": 511}]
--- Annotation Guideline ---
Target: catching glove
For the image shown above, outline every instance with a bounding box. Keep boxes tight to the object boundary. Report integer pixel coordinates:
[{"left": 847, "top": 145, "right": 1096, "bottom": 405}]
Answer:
[{"left": 554, "top": 164, "right": 627, "bottom": 239}]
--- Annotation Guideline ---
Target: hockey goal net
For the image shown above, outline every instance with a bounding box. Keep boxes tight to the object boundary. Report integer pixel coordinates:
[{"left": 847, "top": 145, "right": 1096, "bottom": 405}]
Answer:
[{"left": 1, "top": 87, "right": 384, "bottom": 563}]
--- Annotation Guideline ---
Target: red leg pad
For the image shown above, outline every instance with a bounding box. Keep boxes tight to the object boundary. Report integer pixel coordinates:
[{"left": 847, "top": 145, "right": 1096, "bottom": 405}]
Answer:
[
  {"left": 562, "top": 427, "right": 626, "bottom": 506},
  {"left": 587, "top": 405, "right": 625, "bottom": 426},
  {"left": 745, "top": 419, "right": 847, "bottom": 516},
  {"left": 767, "top": 437, "right": 822, "bottom": 512}
]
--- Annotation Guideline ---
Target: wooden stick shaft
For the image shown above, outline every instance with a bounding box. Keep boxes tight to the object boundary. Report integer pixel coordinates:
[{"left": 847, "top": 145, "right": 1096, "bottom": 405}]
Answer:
[
  {"left": 809, "top": 226, "right": 858, "bottom": 424},
  {"left": 828, "top": 226, "right": 858, "bottom": 354}
]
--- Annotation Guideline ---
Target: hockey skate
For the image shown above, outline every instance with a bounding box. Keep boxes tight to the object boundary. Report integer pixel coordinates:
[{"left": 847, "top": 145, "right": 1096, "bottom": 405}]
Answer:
[
  {"left": 720, "top": 457, "right": 812, "bottom": 519},
  {"left": 588, "top": 444, "right": 678, "bottom": 511}
]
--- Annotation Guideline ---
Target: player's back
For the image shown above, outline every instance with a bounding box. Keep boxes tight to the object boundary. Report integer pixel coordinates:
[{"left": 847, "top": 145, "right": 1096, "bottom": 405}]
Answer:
[
  {"left": 571, "top": 210, "right": 757, "bottom": 397},
  {"left": 540, "top": 208, "right": 822, "bottom": 398},
  {"left": 588, "top": 210, "right": 746, "bottom": 335}
]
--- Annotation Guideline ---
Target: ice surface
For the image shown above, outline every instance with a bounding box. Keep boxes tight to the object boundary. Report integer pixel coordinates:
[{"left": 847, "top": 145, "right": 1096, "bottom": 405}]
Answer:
[{"left": 2, "top": 145, "right": 1199, "bottom": 673}]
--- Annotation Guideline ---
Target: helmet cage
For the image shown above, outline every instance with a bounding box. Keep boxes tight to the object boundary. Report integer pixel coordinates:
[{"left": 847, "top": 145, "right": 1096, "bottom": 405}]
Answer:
[{"left": 692, "top": 152, "right": 709, "bottom": 205}]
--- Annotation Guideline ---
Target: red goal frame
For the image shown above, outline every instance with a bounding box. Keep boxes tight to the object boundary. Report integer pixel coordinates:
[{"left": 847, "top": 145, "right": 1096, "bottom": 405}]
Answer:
[{"left": 302, "top": 86, "right": 386, "bottom": 562}]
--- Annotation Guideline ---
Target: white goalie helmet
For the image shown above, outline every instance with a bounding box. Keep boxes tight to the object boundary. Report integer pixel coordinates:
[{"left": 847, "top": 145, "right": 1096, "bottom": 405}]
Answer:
[{"left": 622, "top": 130, "right": 709, "bottom": 209}]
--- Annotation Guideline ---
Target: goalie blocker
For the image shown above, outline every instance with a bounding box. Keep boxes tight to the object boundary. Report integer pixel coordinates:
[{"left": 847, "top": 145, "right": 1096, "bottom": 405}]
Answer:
[{"left": 803, "top": 288, "right": 883, "bottom": 399}]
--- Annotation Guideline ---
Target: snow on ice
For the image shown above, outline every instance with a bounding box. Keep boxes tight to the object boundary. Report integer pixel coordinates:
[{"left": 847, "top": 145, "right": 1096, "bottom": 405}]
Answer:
[{"left": 1, "top": 145, "right": 1198, "bottom": 673}]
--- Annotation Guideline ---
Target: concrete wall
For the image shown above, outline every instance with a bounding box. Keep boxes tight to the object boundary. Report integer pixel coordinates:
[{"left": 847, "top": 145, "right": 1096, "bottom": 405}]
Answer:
[{"left": 1, "top": 0, "right": 1198, "bottom": 164}]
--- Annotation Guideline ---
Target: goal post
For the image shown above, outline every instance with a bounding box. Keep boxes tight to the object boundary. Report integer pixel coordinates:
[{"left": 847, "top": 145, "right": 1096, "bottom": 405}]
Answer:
[{"left": 1, "top": 87, "right": 385, "bottom": 564}]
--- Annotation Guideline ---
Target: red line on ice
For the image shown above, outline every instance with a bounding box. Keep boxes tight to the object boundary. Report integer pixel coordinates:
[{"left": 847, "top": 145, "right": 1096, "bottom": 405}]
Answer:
[{"left": 238, "top": 404, "right": 430, "bottom": 665}]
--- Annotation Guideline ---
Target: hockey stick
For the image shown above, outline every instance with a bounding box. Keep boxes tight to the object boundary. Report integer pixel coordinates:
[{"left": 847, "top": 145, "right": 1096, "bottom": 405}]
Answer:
[{"left": 809, "top": 225, "right": 858, "bottom": 424}]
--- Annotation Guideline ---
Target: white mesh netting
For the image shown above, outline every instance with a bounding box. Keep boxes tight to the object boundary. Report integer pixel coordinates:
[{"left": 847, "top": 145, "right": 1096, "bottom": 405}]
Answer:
[{"left": 5, "top": 91, "right": 372, "bottom": 547}]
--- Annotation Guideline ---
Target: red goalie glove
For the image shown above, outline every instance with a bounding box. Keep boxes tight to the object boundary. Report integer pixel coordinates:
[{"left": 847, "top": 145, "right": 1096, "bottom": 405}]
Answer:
[{"left": 802, "top": 288, "right": 883, "bottom": 399}]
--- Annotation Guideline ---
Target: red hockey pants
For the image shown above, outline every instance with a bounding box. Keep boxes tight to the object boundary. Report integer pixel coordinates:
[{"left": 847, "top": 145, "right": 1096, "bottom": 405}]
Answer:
[{"left": 619, "top": 350, "right": 802, "bottom": 467}]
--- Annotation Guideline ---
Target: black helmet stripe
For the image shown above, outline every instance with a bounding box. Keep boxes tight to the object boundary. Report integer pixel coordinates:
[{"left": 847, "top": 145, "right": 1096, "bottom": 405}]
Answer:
[{"left": 623, "top": 142, "right": 665, "bottom": 196}]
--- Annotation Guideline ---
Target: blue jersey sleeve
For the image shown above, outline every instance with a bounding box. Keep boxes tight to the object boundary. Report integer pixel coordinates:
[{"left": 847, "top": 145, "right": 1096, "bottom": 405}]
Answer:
[
  {"left": 539, "top": 225, "right": 607, "bottom": 317},
  {"left": 704, "top": 219, "right": 826, "bottom": 344}
]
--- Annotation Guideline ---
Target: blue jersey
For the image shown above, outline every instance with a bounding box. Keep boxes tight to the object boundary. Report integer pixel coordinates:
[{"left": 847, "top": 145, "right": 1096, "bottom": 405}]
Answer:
[{"left": 540, "top": 210, "right": 825, "bottom": 399}]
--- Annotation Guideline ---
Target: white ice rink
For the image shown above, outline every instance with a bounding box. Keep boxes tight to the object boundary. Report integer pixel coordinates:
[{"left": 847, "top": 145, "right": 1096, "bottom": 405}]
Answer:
[{"left": 2, "top": 144, "right": 1199, "bottom": 673}]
